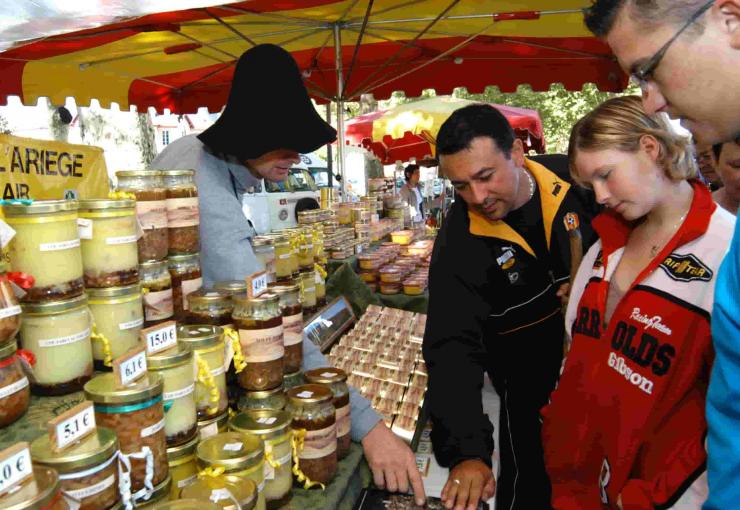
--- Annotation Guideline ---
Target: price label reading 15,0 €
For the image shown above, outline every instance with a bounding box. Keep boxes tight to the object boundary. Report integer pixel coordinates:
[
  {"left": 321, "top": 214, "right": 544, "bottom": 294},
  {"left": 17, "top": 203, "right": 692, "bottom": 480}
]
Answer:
[
  {"left": 113, "top": 347, "right": 148, "bottom": 388},
  {"left": 141, "top": 321, "right": 177, "bottom": 355},
  {"left": 0, "top": 443, "right": 34, "bottom": 497},
  {"left": 48, "top": 401, "right": 96, "bottom": 452}
]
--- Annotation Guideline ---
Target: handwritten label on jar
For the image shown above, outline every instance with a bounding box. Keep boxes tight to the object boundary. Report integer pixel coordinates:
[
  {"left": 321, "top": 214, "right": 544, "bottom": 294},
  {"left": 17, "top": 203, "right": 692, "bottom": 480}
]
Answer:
[
  {"left": 65, "top": 473, "right": 116, "bottom": 499},
  {"left": 49, "top": 401, "right": 96, "bottom": 452},
  {"left": 136, "top": 201, "right": 168, "bottom": 230},
  {"left": 336, "top": 404, "right": 351, "bottom": 438},
  {"left": 283, "top": 313, "right": 303, "bottom": 346},
  {"left": 256, "top": 416, "right": 277, "bottom": 425},
  {"left": 199, "top": 422, "right": 218, "bottom": 440},
  {"left": 113, "top": 347, "right": 147, "bottom": 387},
  {"left": 278, "top": 253, "right": 292, "bottom": 260},
  {"left": 0, "top": 305, "right": 21, "bottom": 319},
  {"left": 181, "top": 277, "right": 202, "bottom": 310},
  {"left": 166, "top": 197, "right": 200, "bottom": 228},
  {"left": 0, "top": 443, "right": 33, "bottom": 496},
  {"left": 296, "top": 391, "right": 314, "bottom": 398},
  {"left": 119, "top": 317, "right": 144, "bottom": 331},
  {"left": 0, "top": 377, "right": 28, "bottom": 399},
  {"left": 39, "top": 239, "right": 80, "bottom": 252},
  {"left": 320, "top": 372, "right": 337, "bottom": 379},
  {"left": 299, "top": 424, "right": 337, "bottom": 459},
  {"left": 38, "top": 328, "right": 91, "bottom": 348},
  {"left": 164, "top": 384, "right": 195, "bottom": 401},
  {"left": 210, "top": 365, "right": 226, "bottom": 377},
  {"left": 141, "top": 418, "right": 165, "bottom": 438},
  {"left": 143, "top": 289, "right": 174, "bottom": 321},
  {"left": 77, "top": 218, "right": 93, "bottom": 240},
  {"left": 105, "top": 235, "right": 138, "bottom": 245},
  {"left": 222, "top": 442, "right": 243, "bottom": 452},
  {"left": 141, "top": 321, "right": 177, "bottom": 355},
  {"left": 238, "top": 325, "right": 284, "bottom": 363}
]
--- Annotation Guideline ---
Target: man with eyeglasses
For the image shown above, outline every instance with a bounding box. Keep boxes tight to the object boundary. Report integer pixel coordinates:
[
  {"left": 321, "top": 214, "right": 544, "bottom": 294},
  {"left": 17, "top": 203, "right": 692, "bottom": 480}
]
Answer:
[{"left": 583, "top": 2, "right": 740, "bottom": 509}]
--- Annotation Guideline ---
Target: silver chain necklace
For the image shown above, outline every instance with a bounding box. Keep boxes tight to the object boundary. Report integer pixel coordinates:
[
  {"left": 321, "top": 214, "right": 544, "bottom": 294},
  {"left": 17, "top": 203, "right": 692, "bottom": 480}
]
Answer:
[
  {"left": 523, "top": 168, "right": 535, "bottom": 201},
  {"left": 649, "top": 208, "right": 690, "bottom": 258}
]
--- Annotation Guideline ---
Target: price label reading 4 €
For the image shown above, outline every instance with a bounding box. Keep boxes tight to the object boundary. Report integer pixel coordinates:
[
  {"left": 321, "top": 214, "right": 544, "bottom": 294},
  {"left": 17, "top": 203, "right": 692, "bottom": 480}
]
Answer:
[
  {"left": 141, "top": 321, "right": 177, "bottom": 355},
  {"left": 246, "top": 271, "right": 268, "bottom": 299},
  {"left": 0, "top": 443, "right": 34, "bottom": 497},
  {"left": 48, "top": 401, "right": 96, "bottom": 452},
  {"left": 113, "top": 347, "right": 148, "bottom": 388}
]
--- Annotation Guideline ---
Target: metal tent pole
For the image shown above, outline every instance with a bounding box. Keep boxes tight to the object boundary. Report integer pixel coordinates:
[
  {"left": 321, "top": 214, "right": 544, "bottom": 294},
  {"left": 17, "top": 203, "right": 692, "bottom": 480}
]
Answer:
[
  {"left": 326, "top": 102, "right": 334, "bottom": 190},
  {"left": 333, "top": 22, "right": 347, "bottom": 200}
]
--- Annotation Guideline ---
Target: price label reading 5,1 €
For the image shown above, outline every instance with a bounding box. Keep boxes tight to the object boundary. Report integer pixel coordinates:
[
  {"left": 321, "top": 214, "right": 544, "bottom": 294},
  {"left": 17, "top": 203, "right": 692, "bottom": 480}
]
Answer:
[
  {"left": 0, "top": 443, "right": 34, "bottom": 497},
  {"left": 141, "top": 321, "right": 177, "bottom": 355},
  {"left": 48, "top": 401, "right": 96, "bottom": 452},
  {"left": 113, "top": 347, "right": 148, "bottom": 388}
]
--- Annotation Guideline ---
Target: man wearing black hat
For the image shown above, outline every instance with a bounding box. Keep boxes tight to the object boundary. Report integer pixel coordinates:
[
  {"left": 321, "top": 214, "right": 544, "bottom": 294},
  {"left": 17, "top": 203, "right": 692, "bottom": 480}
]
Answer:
[{"left": 152, "top": 44, "right": 426, "bottom": 505}]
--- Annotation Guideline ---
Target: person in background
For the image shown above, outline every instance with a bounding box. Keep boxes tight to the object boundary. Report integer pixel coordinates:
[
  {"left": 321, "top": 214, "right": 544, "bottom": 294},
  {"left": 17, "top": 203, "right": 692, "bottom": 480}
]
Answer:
[
  {"left": 151, "top": 43, "right": 425, "bottom": 505},
  {"left": 712, "top": 140, "right": 740, "bottom": 215},
  {"left": 542, "top": 95, "right": 734, "bottom": 509},
  {"left": 696, "top": 144, "right": 723, "bottom": 191},
  {"left": 423, "top": 104, "right": 597, "bottom": 510},
  {"left": 583, "top": 3, "right": 740, "bottom": 508},
  {"left": 399, "top": 163, "right": 424, "bottom": 223}
]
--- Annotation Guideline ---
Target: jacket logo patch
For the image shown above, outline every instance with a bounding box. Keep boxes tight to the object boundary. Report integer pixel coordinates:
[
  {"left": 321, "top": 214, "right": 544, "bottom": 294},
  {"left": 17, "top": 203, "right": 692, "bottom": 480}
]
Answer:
[
  {"left": 659, "top": 254, "right": 713, "bottom": 282},
  {"left": 507, "top": 272, "right": 519, "bottom": 284},
  {"left": 563, "top": 212, "right": 580, "bottom": 231},
  {"left": 629, "top": 308, "right": 673, "bottom": 336},
  {"left": 497, "top": 247, "right": 516, "bottom": 270},
  {"left": 552, "top": 182, "right": 562, "bottom": 197}
]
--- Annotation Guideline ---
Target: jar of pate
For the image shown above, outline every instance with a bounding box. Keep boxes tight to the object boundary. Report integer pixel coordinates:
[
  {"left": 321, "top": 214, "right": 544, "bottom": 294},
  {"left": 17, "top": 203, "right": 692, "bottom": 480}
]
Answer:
[
  {"left": 148, "top": 345, "right": 197, "bottom": 446},
  {"left": 268, "top": 284, "right": 303, "bottom": 374},
  {"left": 185, "top": 290, "right": 232, "bottom": 327},
  {"left": 86, "top": 285, "right": 144, "bottom": 371},
  {"left": 177, "top": 325, "right": 228, "bottom": 418},
  {"left": 0, "top": 261, "right": 22, "bottom": 344},
  {"left": 299, "top": 269, "right": 317, "bottom": 316},
  {"left": 304, "top": 367, "right": 351, "bottom": 459},
  {"left": 162, "top": 169, "right": 200, "bottom": 256},
  {"left": 168, "top": 254, "right": 202, "bottom": 322},
  {"left": 116, "top": 170, "right": 168, "bottom": 262},
  {"left": 282, "top": 370, "right": 304, "bottom": 391},
  {"left": 167, "top": 435, "right": 199, "bottom": 499},
  {"left": 180, "top": 476, "right": 256, "bottom": 510},
  {"left": 252, "top": 237, "right": 276, "bottom": 283},
  {"left": 0, "top": 340, "right": 31, "bottom": 427},
  {"left": 0, "top": 466, "right": 69, "bottom": 510},
  {"left": 140, "top": 260, "right": 174, "bottom": 328}
]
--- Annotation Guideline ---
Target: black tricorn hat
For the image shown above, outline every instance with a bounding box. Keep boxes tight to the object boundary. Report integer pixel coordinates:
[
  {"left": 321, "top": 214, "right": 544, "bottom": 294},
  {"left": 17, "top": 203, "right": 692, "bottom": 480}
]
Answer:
[{"left": 198, "top": 44, "right": 337, "bottom": 160}]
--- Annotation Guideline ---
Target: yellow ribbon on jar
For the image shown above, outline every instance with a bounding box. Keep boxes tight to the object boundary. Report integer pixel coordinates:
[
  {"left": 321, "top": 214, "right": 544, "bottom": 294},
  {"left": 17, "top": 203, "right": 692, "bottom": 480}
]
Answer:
[
  {"left": 194, "top": 352, "right": 220, "bottom": 416},
  {"left": 90, "top": 323, "right": 113, "bottom": 367},
  {"left": 313, "top": 264, "right": 327, "bottom": 280},
  {"left": 108, "top": 190, "right": 137, "bottom": 201},
  {"left": 264, "top": 448, "right": 281, "bottom": 470},
  {"left": 223, "top": 327, "right": 246, "bottom": 374},
  {"left": 290, "top": 429, "right": 326, "bottom": 490},
  {"left": 197, "top": 466, "right": 226, "bottom": 480}
]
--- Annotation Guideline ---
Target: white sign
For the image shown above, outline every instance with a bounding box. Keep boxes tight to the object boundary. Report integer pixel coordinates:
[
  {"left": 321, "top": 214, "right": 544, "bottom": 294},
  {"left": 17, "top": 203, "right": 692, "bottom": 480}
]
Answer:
[
  {"left": 114, "top": 348, "right": 147, "bottom": 387},
  {"left": 247, "top": 271, "right": 269, "bottom": 299},
  {"left": 143, "top": 321, "right": 177, "bottom": 355},
  {"left": 39, "top": 239, "right": 80, "bottom": 252},
  {"left": 0, "top": 443, "right": 33, "bottom": 496},
  {"left": 77, "top": 218, "right": 93, "bottom": 240},
  {"left": 53, "top": 402, "right": 96, "bottom": 450},
  {"left": 256, "top": 417, "right": 277, "bottom": 425},
  {"left": 222, "top": 443, "right": 243, "bottom": 452}
]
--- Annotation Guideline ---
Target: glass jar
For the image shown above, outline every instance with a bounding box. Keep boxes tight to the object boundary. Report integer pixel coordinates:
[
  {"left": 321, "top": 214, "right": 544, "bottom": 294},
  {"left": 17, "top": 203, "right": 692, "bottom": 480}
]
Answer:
[
  {"left": 77, "top": 199, "right": 139, "bottom": 289},
  {"left": 0, "top": 467, "right": 69, "bottom": 510},
  {"left": 167, "top": 435, "right": 199, "bottom": 499},
  {"left": 31, "top": 427, "right": 120, "bottom": 510},
  {"left": 314, "top": 269, "right": 326, "bottom": 308},
  {"left": 180, "top": 475, "right": 256, "bottom": 510},
  {"left": 129, "top": 475, "right": 171, "bottom": 508},
  {"left": 20, "top": 294, "right": 93, "bottom": 395},
  {"left": 85, "top": 373, "right": 168, "bottom": 500},
  {"left": 140, "top": 260, "right": 174, "bottom": 328},
  {"left": 196, "top": 432, "right": 266, "bottom": 510},
  {"left": 177, "top": 325, "right": 228, "bottom": 418},
  {"left": 270, "top": 236, "right": 295, "bottom": 283},
  {"left": 212, "top": 281, "right": 246, "bottom": 297},
  {"left": 304, "top": 368, "right": 351, "bottom": 460},
  {"left": 3, "top": 199, "right": 84, "bottom": 302},
  {"left": 116, "top": 170, "right": 168, "bottom": 262},
  {"left": 283, "top": 370, "right": 304, "bottom": 391},
  {"left": 268, "top": 284, "right": 303, "bottom": 373},
  {"left": 0, "top": 341, "right": 31, "bottom": 427},
  {"left": 0, "top": 263, "right": 22, "bottom": 344},
  {"left": 162, "top": 169, "right": 200, "bottom": 255},
  {"left": 186, "top": 290, "right": 233, "bottom": 327},
  {"left": 285, "top": 384, "right": 337, "bottom": 485},
  {"left": 198, "top": 410, "right": 229, "bottom": 441},
  {"left": 86, "top": 285, "right": 144, "bottom": 371},
  {"left": 148, "top": 345, "right": 197, "bottom": 446},
  {"left": 297, "top": 229, "right": 314, "bottom": 270},
  {"left": 299, "top": 269, "right": 317, "bottom": 316},
  {"left": 168, "top": 254, "right": 202, "bottom": 322},
  {"left": 156, "top": 500, "right": 221, "bottom": 510},
  {"left": 237, "top": 385, "right": 286, "bottom": 413},
  {"left": 229, "top": 410, "right": 292, "bottom": 507},
  {"left": 252, "top": 237, "right": 276, "bottom": 283},
  {"left": 311, "top": 225, "right": 324, "bottom": 263},
  {"left": 232, "top": 294, "right": 284, "bottom": 391}
]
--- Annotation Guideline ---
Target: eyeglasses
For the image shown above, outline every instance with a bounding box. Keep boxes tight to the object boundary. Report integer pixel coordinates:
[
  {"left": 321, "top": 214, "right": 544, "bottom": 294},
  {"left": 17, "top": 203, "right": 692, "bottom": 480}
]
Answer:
[{"left": 630, "top": 0, "right": 714, "bottom": 91}]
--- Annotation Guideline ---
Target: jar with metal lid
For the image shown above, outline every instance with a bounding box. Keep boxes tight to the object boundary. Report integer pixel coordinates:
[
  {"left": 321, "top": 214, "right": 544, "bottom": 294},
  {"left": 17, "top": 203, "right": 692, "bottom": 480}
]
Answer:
[
  {"left": 196, "top": 432, "right": 266, "bottom": 510},
  {"left": 311, "top": 225, "right": 324, "bottom": 262},
  {"left": 0, "top": 341, "right": 30, "bottom": 427},
  {"left": 140, "top": 260, "right": 174, "bottom": 328},
  {"left": 3, "top": 199, "right": 84, "bottom": 302},
  {"left": 198, "top": 410, "right": 229, "bottom": 441},
  {"left": 212, "top": 281, "right": 246, "bottom": 297},
  {"left": 252, "top": 237, "right": 276, "bottom": 283},
  {"left": 268, "top": 284, "right": 302, "bottom": 373},
  {"left": 116, "top": 170, "right": 168, "bottom": 262},
  {"left": 270, "top": 236, "right": 295, "bottom": 283},
  {"left": 232, "top": 294, "right": 284, "bottom": 391},
  {"left": 237, "top": 385, "right": 286, "bottom": 413},
  {"left": 229, "top": 410, "right": 292, "bottom": 506},
  {"left": 0, "top": 261, "right": 22, "bottom": 344},
  {"left": 84, "top": 373, "right": 169, "bottom": 500},
  {"left": 185, "top": 290, "right": 233, "bottom": 327},
  {"left": 314, "top": 268, "right": 326, "bottom": 308},
  {"left": 148, "top": 345, "right": 197, "bottom": 446},
  {"left": 127, "top": 475, "right": 171, "bottom": 509},
  {"left": 180, "top": 475, "right": 256, "bottom": 510},
  {"left": 77, "top": 199, "right": 139, "bottom": 289},
  {"left": 20, "top": 294, "right": 93, "bottom": 395},
  {"left": 168, "top": 254, "right": 202, "bottom": 321},
  {"left": 167, "top": 435, "right": 199, "bottom": 499},
  {"left": 86, "top": 285, "right": 143, "bottom": 371},
  {"left": 296, "top": 229, "right": 314, "bottom": 270},
  {"left": 0, "top": 466, "right": 69, "bottom": 510},
  {"left": 285, "top": 384, "right": 337, "bottom": 485},
  {"left": 283, "top": 370, "right": 304, "bottom": 391},
  {"left": 31, "top": 427, "right": 120, "bottom": 510},
  {"left": 154, "top": 500, "right": 221, "bottom": 510},
  {"left": 177, "top": 325, "right": 228, "bottom": 418},
  {"left": 162, "top": 169, "right": 200, "bottom": 255},
  {"left": 304, "top": 368, "right": 351, "bottom": 459},
  {"left": 298, "top": 269, "right": 317, "bottom": 316}
]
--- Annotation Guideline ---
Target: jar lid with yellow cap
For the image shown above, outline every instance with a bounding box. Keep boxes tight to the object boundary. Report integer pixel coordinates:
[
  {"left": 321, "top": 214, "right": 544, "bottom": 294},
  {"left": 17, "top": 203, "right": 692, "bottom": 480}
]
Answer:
[
  {"left": 84, "top": 372, "right": 164, "bottom": 405},
  {"left": 0, "top": 466, "right": 61, "bottom": 510},
  {"left": 177, "top": 325, "right": 223, "bottom": 350},
  {"left": 148, "top": 344, "right": 192, "bottom": 370},
  {"left": 180, "top": 475, "right": 256, "bottom": 510},
  {"left": 116, "top": 170, "right": 164, "bottom": 178},
  {"left": 286, "top": 384, "right": 333, "bottom": 405},
  {"left": 78, "top": 198, "right": 136, "bottom": 211},
  {"left": 86, "top": 283, "right": 141, "bottom": 300},
  {"left": 167, "top": 433, "right": 199, "bottom": 465},
  {"left": 31, "top": 426, "right": 118, "bottom": 474},
  {"left": 197, "top": 410, "right": 229, "bottom": 435},
  {"left": 304, "top": 367, "right": 348, "bottom": 385},
  {"left": 187, "top": 289, "right": 231, "bottom": 306},
  {"left": 2, "top": 199, "right": 78, "bottom": 217},
  {"left": 21, "top": 294, "right": 88, "bottom": 315},
  {"left": 229, "top": 410, "right": 291, "bottom": 442},
  {"left": 0, "top": 340, "right": 18, "bottom": 360},
  {"left": 212, "top": 281, "right": 247, "bottom": 296},
  {"left": 196, "top": 431, "right": 264, "bottom": 473},
  {"left": 151, "top": 499, "right": 220, "bottom": 510}
]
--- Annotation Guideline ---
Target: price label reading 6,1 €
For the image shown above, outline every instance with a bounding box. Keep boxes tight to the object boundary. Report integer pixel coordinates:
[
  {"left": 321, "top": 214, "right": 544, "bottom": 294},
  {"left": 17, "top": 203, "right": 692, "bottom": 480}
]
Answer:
[
  {"left": 113, "top": 347, "right": 148, "bottom": 388},
  {"left": 141, "top": 321, "right": 177, "bottom": 355},
  {"left": 0, "top": 443, "right": 34, "bottom": 497},
  {"left": 48, "top": 401, "right": 96, "bottom": 452}
]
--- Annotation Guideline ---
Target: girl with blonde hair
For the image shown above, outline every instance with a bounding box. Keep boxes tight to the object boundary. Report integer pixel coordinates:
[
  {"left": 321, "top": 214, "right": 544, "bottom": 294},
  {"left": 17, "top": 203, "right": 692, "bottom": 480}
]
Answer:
[{"left": 541, "top": 95, "right": 735, "bottom": 509}]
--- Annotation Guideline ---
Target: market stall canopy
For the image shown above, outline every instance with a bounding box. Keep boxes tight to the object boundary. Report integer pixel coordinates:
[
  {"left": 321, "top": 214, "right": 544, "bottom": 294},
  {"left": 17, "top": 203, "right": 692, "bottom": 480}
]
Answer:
[
  {"left": 345, "top": 96, "right": 545, "bottom": 164},
  {"left": 0, "top": 0, "right": 627, "bottom": 113}
]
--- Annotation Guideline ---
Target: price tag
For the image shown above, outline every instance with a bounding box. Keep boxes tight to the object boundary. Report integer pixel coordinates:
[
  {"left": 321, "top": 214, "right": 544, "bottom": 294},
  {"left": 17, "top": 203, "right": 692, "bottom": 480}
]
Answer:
[
  {"left": 210, "top": 488, "right": 233, "bottom": 502},
  {"left": 222, "top": 442, "right": 243, "bottom": 452},
  {"left": 77, "top": 218, "right": 93, "bottom": 240},
  {"left": 140, "top": 321, "right": 177, "bottom": 355},
  {"left": 112, "top": 347, "right": 147, "bottom": 388},
  {"left": 256, "top": 417, "right": 277, "bottom": 425},
  {"left": 0, "top": 220, "right": 16, "bottom": 248},
  {"left": 246, "top": 271, "right": 268, "bottom": 299},
  {"left": 0, "top": 443, "right": 34, "bottom": 497},
  {"left": 320, "top": 372, "right": 336, "bottom": 379},
  {"left": 296, "top": 391, "right": 314, "bottom": 398},
  {"left": 48, "top": 401, "right": 96, "bottom": 452}
]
